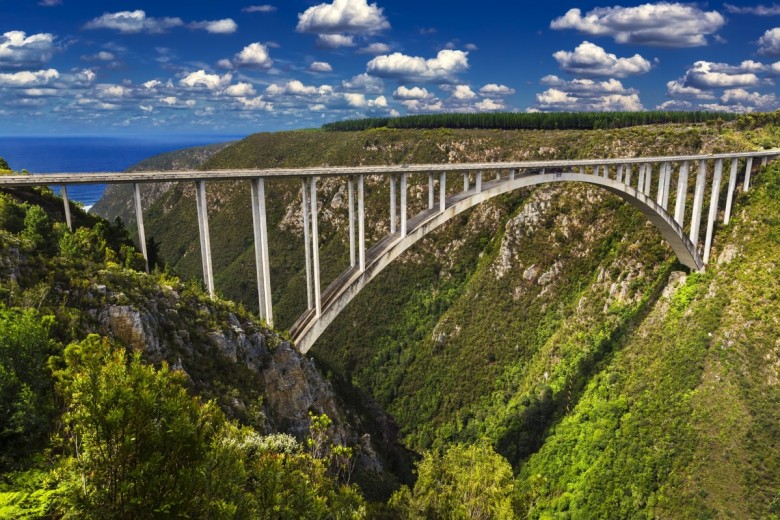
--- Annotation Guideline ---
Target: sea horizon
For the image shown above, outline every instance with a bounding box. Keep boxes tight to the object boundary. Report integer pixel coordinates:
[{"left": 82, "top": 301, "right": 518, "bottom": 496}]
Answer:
[{"left": 0, "top": 134, "right": 245, "bottom": 208}]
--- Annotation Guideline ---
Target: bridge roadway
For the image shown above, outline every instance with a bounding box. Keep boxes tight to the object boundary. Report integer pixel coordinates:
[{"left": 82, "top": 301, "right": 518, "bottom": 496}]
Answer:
[{"left": 0, "top": 149, "right": 778, "bottom": 353}]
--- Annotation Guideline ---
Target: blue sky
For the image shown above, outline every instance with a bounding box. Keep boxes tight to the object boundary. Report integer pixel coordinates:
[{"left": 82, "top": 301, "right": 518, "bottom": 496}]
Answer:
[{"left": 2, "top": 0, "right": 780, "bottom": 135}]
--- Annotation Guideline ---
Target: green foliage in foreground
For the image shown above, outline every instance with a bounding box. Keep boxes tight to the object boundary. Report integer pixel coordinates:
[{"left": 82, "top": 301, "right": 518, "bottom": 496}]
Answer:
[
  {"left": 388, "top": 442, "right": 515, "bottom": 519},
  {"left": 323, "top": 111, "right": 736, "bottom": 132},
  {"left": 0, "top": 189, "right": 367, "bottom": 518}
]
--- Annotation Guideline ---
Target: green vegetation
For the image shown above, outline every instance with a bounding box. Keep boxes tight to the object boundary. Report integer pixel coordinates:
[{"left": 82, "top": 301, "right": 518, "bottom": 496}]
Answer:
[
  {"left": 0, "top": 188, "right": 368, "bottom": 518},
  {"left": 322, "top": 111, "right": 737, "bottom": 132}
]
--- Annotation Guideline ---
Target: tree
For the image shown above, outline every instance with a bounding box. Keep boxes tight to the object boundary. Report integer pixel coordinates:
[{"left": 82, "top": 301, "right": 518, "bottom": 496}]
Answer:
[{"left": 388, "top": 442, "right": 515, "bottom": 519}]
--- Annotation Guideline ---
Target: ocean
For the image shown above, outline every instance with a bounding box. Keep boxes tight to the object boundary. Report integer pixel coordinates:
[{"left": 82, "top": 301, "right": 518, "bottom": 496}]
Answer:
[{"left": 0, "top": 135, "right": 242, "bottom": 209}]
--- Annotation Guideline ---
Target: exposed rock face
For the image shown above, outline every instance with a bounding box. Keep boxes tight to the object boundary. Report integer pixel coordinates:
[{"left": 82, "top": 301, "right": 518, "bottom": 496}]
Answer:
[{"left": 86, "top": 281, "right": 389, "bottom": 474}]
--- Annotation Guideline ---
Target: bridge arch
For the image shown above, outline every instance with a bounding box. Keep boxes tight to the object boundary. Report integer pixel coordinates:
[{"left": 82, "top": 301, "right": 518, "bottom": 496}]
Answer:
[{"left": 291, "top": 171, "right": 702, "bottom": 353}]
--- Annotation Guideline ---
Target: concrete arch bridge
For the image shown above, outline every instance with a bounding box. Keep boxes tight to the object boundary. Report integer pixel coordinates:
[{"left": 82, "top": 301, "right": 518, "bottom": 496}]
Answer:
[{"left": 1, "top": 149, "right": 777, "bottom": 353}]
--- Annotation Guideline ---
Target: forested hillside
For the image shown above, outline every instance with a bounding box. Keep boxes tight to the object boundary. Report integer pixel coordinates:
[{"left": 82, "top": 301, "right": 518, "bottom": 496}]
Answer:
[{"left": 88, "top": 117, "right": 780, "bottom": 517}]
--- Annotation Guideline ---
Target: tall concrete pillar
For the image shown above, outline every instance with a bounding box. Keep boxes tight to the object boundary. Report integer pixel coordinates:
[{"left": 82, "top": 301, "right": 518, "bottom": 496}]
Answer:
[
  {"left": 439, "top": 172, "right": 446, "bottom": 212},
  {"left": 637, "top": 164, "right": 646, "bottom": 195},
  {"left": 358, "top": 174, "right": 365, "bottom": 272},
  {"left": 643, "top": 163, "right": 652, "bottom": 196},
  {"left": 662, "top": 162, "right": 673, "bottom": 211},
  {"left": 762, "top": 156, "right": 768, "bottom": 168},
  {"left": 510, "top": 169, "right": 516, "bottom": 180},
  {"left": 579, "top": 166, "right": 585, "bottom": 175},
  {"left": 689, "top": 160, "right": 707, "bottom": 246},
  {"left": 133, "top": 183, "right": 149, "bottom": 273},
  {"left": 348, "top": 176, "right": 356, "bottom": 267},
  {"left": 616, "top": 165, "right": 624, "bottom": 183},
  {"left": 703, "top": 159, "right": 723, "bottom": 264},
  {"left": 301, "top": 178, "right": 313, "bottom": 309},
  {"left": 743, "top": 157, "right": 754, "bottom": 192},
  {"left": 723, "top": 158, "right": 739, "bottom": 225},
  {"left": 428, "top": 173, "right": 435, "bottom": 209},
  {"left": 463, "top": 172, "right": 469, "bottom": 192},
  {"left": 61, "top": 185, "right": 72, "bottom": 231},
  {"left": 495, "top": 170, "right": 502, "bottom": 181},
  {"left": 389, "top": 174, "right": 397, "bottom": 234},
  {"left": 624, "top": 165, "right": 632, "bottom": 187},
  {"left": 310, "top": 177, "right": 321, "bottom": 317},
  {"left": 400, "top": 173, "right": 408, "bottom": 237},
  {"left": 250, "top": 178, "right": 273, "bottom": 326},
  {"left": 674, "top": 161, "right": 689, "bottom": 227},
  {"left": 476, "top": 170, "right": 482, "bottom": 193},
  {"left": 194, "top": 180, "right": 215, "bottom": 298},
  {"left": 656, "top": 163, "right": 665, "bottom": 206}
]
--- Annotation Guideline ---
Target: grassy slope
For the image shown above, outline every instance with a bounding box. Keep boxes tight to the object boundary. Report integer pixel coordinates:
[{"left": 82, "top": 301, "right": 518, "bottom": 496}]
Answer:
[{"left": 516, "top": 162, "right": 780, "bottom": 518}]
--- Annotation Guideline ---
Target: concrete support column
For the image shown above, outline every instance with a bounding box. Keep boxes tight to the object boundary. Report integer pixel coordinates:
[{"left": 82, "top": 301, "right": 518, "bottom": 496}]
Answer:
[
  {"left": 358, "top": 174, "right": 365, "bottom": 272},
  {"left": 510, "top": 169, "right": 516, "bottom": 180},
  {"left": 656, "top": 163, "right": 665, "bottom": 206},
  {"left": 637, "top": 164, "right": 646, "bottom": 195},
  {"left": 703, "top": 159, "right": 723, "bottom": 264},
  {"left": 389, "top": 174, "right": 397, "bottom": 234},
  {"left": 194, "top": 180, "right": 215, "bottom": 298},
  {"left": 743, "top": 157, "right": 754, "bottom": 192},
  {"left": 579, "top": 166, "right": 585, "bottom": 175},
  {"left": 762, "top": 156, "right": 768, "bottom": 168},
  {"left": 439, "top": 172, "right": 446, "bottom": 212},
  {"left": 463, "top": 172, "right": 469, "bottom": 192},
  {"left": 310, "top": 177, "right": 321, "bottom": 317},
  {"left": 495, "top": 170, "right": 502, "bottom": 181},
  {"left": 662, "top": 162, "right": 673, "bottom": 211},
  {"left": 400, "top": 172, "right": 408, "bottom": 237},
  {"left": 61, "top": 185, "right": 72, "bottom": 231},
  {"left": 643, "top": 164, "right": 652, "bottom": 196},
  {"left": 133, "top": 183, "right": 149, "bottom": 273},
  {"left": 616, "top": 165, "right": 624, "bottom": 183},
  {"left": 301, "top": 178, "right": 313, "bottom": 309},
  {"left": 624, "top": 165, "right": 632, "bottom": 187},
  {"left": 723, "top": 158, "right": 739, "bottom": 225},
  {"left": 428, "top": 173, "right": 435, "bottom": 209},
  {"left": 250, "top": 178, "right": 273, "bottom": 326},
  {"left": 348, "top": 176, "right": 356, "bottom": 267},
  {"left": 674, "top": 161, "right": 689, "bottom": 226},
  {"left": 689, "top": 160, "right": 707, "bottom": 246},
  {"left": 602, "top": 165, "right": 609, "bottom": 178},
  {"left": 476, "top": 170, "right": 482, "bottom": 193}
]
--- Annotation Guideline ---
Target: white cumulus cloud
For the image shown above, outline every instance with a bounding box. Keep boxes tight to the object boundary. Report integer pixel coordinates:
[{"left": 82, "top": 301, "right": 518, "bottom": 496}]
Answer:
[
  {"left": 553, "top": 41, "right": 653, "bottom": 77},
  {"left": 367, "top": 49, "right": 469, "bottom": 83},
  {"left": 721, "top": 88, "right": 777, "bottom": 109},
  {"left": 189, "top": 19, "right": 238, "bottom": 34},
  {"left": 479, "top": 84, "right": 515, "bottom": 96},
  {"left": 242, "top": 5, "right": 277, "bottom": 13},
  {"left": 84, "top": 10, "right": 184, "bottom": 34},
  {"left": 758, "top": 28, "right": 780, "bottom": 56},
  {"left": 342, "top": 73, "right": 384, "bottom": 93},
  {"left": 297, "top": 0, "right": 390, "bottom": 35},
  {"left": 724, "top": 3, "right": 780, "bottom": 15},
  {"left": 234, "top": 43, "right": 273, "bottom": 68},
  {"left": 679, "top": 61, "right": 760, "bottom": 89},
  {"left": 393, "top": 86, "right": 430, "bottom": 100},
  {"left": 551, "top": 3, "right": 725, "bottom": 47},
  {"left": 451, "top": 85, "right": 477, "bottom": 100},
  {"left": 357, "top": 42, "right": 391, "bottom": 54},
  {"left": 0, "top": 68, "right": 59, "bottom": 87},
  {"left": 533, "top": 76, "right": 643, "bottom": 112},
  {"left": 225, "top": 82, "right": 257, "bottom": 97},
  {"left": 179, "top": 70, "right": 233, "bottom": 91},
  {"left": 316, "top": 34, "right": 355, "bottom": 48},
  {"left": 0, "top": 31, "right": 55, "bottom": 69},
  {"left": 309, "top": 61, "right": 333, "bottom": 72}
]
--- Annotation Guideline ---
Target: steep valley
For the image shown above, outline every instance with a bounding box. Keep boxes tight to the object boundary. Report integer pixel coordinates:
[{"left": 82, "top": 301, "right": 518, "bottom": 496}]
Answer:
[{"left": 27, "top": 119, "right": 780, "bottom": 516}]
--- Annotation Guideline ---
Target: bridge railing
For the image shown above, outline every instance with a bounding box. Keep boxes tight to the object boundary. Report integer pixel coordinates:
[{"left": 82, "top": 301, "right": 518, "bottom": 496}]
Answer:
[{"left": 0, "top": 149, "right": 778, "bottom": 335}]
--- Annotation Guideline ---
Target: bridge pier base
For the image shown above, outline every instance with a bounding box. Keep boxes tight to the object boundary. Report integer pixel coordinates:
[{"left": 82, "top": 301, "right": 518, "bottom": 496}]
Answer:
[
  {"left": 724, "top": 159, "right": 739, "bottom": 225},
  {"left": 194, "top": 180, "right": 215, "bottom": 298},
  {"left": 250, "top": 178, "right": 273, "bottom": 326},
  {"left": 133, "top": 183, "right": 149, "bottom": 273}
]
